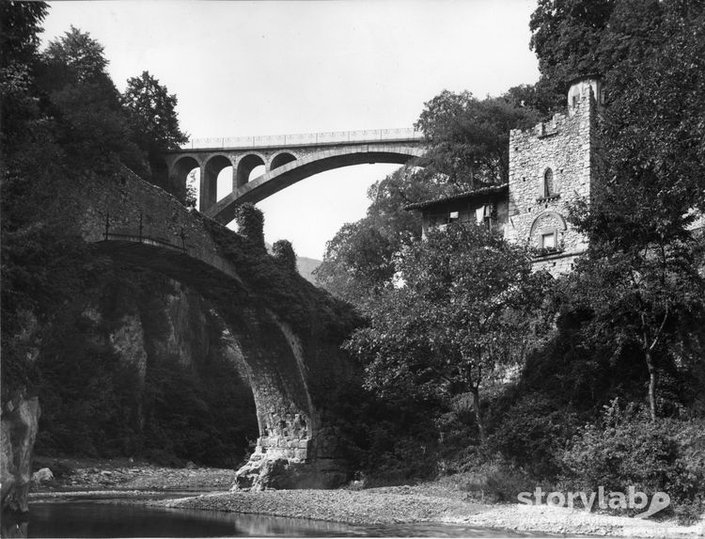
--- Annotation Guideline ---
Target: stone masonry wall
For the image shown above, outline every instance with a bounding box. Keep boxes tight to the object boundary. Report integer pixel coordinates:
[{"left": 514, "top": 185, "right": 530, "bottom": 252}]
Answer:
[
  {"left": 74, "top": 168, "right": 358, "bottom": 486},
  {"left": 78, "top": 168, "right": 241, "bottom": 283},
  {"left": 505, "top": 86, "right": 596, "bottom": 275}
]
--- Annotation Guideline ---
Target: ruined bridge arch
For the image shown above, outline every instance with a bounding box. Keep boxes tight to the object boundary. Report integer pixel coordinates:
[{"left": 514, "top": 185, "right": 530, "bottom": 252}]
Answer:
[
  {"left": 77, "top": 167, "right": 357, "bottom": 487},
  {"left": 163, "top": 128, "right": 426, "bottom": 225}
]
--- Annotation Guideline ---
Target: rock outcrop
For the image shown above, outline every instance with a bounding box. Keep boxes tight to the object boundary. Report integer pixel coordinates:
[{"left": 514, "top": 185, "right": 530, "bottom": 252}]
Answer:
[{"left": 1, "top": 392, "right": 40, "bottom": 513}]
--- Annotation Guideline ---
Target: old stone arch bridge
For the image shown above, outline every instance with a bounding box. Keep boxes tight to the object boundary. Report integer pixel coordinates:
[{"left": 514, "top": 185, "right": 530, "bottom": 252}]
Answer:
[
  {"left": 163, "top": 128, "right": 426, "bottom": 225},
  {"left": 76, "top": 166, "right": 362, "bottom": 488}
]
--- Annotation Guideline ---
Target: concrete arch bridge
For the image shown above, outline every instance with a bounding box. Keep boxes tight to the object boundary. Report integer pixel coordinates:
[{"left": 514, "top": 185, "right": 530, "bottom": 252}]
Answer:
[
  {"left": 76, "top": 167, "right": 360, "bottom": 489},
  {"left": 163, "top": 128, "right": 425, "bottom": 225}
]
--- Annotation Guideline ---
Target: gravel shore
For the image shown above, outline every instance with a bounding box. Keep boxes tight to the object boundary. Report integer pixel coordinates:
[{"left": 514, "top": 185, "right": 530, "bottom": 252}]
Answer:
[
  {"left": 154, "top": 485, "right": 705, "bottom": 538},
  {"left": 33, "top": 457, "right": 705, "bottom": 537},
  {"left": 156, "top": 485, "right": 483, "bottom": 526}
]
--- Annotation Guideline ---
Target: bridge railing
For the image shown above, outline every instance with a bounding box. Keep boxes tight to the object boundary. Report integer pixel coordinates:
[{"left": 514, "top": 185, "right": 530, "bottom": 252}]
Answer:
[
  {"left": 181, "top": 127, "right": 424, "bottom": 150},
  {"left": 103, "top": 210, "right": 187, "bottom": 252}
]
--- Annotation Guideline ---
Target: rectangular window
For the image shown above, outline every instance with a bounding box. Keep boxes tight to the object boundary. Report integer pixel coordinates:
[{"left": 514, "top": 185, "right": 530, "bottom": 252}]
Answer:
[{"left": 542, "top": 232, "right": 556, "bottom": 249}]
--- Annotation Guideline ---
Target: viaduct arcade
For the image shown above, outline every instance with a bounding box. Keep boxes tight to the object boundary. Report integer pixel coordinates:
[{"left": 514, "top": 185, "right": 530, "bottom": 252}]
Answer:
[{"left": 163, "top": 128, "right": 426, "bottom": 225}]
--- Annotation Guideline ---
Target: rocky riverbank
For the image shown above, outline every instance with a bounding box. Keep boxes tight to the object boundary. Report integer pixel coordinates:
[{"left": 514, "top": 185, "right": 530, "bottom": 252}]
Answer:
[
  {"left": 31, "top": 456, "right": 238, "bottom": 492},
  {"left": 156, "top": 486, "right": 705, "bottom": 538},
  {"left": 30, "top": 457, "right": 705, "bottom": 538}
]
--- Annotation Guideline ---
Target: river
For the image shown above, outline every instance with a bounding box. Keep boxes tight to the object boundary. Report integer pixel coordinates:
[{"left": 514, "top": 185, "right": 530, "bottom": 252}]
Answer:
[{"left": 1, "top": 499, "right": 547, "bottom": 538}]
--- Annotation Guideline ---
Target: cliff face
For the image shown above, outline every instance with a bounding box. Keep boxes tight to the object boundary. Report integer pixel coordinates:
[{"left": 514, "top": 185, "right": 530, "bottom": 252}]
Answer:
[
  {"left": 0, "top": 392, "right": 40, "bottom": 513},
  {"left": 2, "top": 168, "right": 362, "bottom": 497},
  {"left": 26, "top": 268, "right": 258, "bottom": 468}
]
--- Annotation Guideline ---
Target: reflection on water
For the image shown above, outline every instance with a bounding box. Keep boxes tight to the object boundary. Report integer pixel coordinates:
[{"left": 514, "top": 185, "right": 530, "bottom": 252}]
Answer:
[{"left": 1, "top": 501, "right": 542, "bottom": 538}]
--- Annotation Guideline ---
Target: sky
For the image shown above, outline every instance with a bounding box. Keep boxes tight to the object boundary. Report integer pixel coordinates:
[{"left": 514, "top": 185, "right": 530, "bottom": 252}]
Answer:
[{"left": 42, "top": 0, "right": 540, "bottom": 260}]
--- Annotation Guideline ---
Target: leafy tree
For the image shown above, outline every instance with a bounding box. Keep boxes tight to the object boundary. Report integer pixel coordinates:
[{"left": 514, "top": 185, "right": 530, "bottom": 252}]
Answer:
[
  {"left": 0, "top": 1, "right": 50, "bottom": 157},
  {"left": 37, "top": 27, "right": 146, "bottom": 174},
  {"left": 1, "top": 6, "right": 258, "bottom": 467},
  {"left": 43, "top": 25, "right": 108, "bottom": 83},
  {"left": 529, "top": 0, "right": 705, "bottom": 419},
  {"left": 122, "top": 71, "right": 188, "bottom": 151},
  {"left": 560, "top": 231, "right": 705, "bottom": 420},
  {"left": 0, "top": 1, "right": 48, "bottom": 68},
  {"left": 315, "top": 166, "right": 444, "bottom": 303},
  {"left": 529, "top": 0, "right": 616, "bottom": 111},
  {"left": 318, "top": 92, "right": 541, "bottom": 305},
  {"left": 315, "top": 220, "right": 398, "bottom": 305},
  {"left": 0, "top": 4, "right": 96, "bottom": 398},
  {"left": 345, "top": 223, "right": 549, "bottom": 444},
  {"left": 122, "top": 70, "right": 188, "bottom": 192},
  {"left": 415, "top": 91, "right": 542, "bottom": 187}
]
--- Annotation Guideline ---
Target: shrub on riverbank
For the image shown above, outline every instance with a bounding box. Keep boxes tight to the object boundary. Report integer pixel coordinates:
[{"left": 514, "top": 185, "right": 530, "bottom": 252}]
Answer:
[{"left": 561, "top": 403, "right": 705, "bottom": 523}]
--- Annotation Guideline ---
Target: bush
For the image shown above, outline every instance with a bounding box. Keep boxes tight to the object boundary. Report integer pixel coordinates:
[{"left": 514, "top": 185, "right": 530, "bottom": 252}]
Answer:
[
  {"left": 235, "top": 203, "right": 265, "bottom": 249},
  {"left": 272, "top": 240, "right": 297, "bottom": 272},
  {"left": 561, "top": 401, "right": 705, "bottom": 523},
  {"left": 490, "top": 393, "right": 578, "bottom": 479},
  {"left": 459, "top": 461, "right": 537, "bottom": 503}
]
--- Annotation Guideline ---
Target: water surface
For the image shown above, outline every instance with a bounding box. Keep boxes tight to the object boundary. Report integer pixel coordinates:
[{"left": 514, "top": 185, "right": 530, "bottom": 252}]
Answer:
[{"left": 2, "top": 500, "right": 546, "bottom": 538}]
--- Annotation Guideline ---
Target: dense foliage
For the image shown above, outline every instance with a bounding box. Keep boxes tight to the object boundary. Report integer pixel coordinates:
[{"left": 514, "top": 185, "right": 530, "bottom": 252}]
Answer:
[
  {"left": 314, "top": 0, "right": 705, "bottom": 520},
  {"left": 3, "top": 1, "right": 705, "bottom": 518},
  {"left": 346, "top": 223, "right": 549, "bottom": 443},
  {"left": 315, "top": 91, "right": 542, "bottom": 305},
  {"left": 0, "top": 3, "right": 258, "bottom": 466},
  {"left": 122, "top": 70, "right": 189, "bottom": 196}
]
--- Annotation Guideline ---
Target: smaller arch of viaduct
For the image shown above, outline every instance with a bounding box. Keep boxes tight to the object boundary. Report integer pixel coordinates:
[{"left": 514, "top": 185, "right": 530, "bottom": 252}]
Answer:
[{"left": 169, "top": 150, "right": 306, "bottom": 213}]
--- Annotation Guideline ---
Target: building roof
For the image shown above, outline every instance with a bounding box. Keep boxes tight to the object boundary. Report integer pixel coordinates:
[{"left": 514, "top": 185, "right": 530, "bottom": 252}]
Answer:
[{"left": 404, "top": 183, "right": 508, "bottom": 211}]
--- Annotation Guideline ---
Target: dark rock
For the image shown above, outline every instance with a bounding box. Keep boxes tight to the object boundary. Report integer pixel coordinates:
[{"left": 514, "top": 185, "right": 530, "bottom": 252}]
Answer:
[{"left": 1, "top": 392, "right": 41, "bottom": 513}]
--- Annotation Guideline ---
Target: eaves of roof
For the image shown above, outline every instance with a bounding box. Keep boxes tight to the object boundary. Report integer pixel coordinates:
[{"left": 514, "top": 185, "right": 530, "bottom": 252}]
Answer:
[{"left": 404, "top": 183, "right": 509, "bottom": 211}]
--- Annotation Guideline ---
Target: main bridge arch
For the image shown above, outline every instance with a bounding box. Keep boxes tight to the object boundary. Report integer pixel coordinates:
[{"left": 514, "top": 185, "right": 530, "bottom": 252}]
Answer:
[
  {"left": 207, "top": 143, "right": 425, "bottom": 225},
  {"left": 76, "top": 167, "right": 357, "bottom": 488},
  {"left": 163, "top": 128, "right": 426, "bottom": 225}
]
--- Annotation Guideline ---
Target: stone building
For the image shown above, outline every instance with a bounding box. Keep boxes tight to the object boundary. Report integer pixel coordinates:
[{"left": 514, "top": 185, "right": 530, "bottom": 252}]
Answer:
[
  {"left": 407, "top": 76, "right": 603, "bottom": 276},
  {"left": 404, "top": 184, "right": 509, "bottom": 237}
]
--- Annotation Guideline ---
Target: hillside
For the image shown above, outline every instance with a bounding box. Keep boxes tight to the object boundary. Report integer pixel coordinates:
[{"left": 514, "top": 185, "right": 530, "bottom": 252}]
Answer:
[{"left": 297, "top": 256, "right": 321, "bottom": 285}]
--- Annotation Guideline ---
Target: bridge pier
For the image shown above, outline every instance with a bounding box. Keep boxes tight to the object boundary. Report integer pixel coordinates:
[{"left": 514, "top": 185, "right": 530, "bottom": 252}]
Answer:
[{"left": 201, "top": 155, "right": 233, "bottom": 212}]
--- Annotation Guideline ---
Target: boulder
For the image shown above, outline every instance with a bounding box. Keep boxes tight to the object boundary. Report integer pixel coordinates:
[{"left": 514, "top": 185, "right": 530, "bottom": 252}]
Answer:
[
  {"left": 1, "top": 392, "right": 41, "bottom": 513},
  {"left": 31, "top": 468, "right": 54, "bottom": 485},
  {"left": 232, "top": 454, "right": 348, "bottom": 491}
]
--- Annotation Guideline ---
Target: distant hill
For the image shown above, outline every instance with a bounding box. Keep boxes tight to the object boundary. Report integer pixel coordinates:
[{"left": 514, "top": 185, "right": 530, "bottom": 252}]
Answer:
[
  {"left": 297, "top": 256, "right": 321, "bottom": 285},
  {"left": 264, "top": 243, "right": 321, "bottom": 285}
]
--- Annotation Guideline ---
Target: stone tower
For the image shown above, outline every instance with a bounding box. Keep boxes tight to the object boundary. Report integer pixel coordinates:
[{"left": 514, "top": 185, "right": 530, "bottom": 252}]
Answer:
[{"left": 505, "top": 76, "right": 602, "bottom": 274}]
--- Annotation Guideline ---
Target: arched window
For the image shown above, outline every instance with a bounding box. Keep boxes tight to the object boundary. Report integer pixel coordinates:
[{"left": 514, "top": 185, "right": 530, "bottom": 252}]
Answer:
[{"left": 543, "top": 168, "right": 554, "bottom": 197}]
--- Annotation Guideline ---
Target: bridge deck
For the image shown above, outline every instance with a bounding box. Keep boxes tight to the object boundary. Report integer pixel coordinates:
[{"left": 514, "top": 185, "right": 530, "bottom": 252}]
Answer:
[{"left": 178, "top": 128, "right": 423, "bottom": 151}]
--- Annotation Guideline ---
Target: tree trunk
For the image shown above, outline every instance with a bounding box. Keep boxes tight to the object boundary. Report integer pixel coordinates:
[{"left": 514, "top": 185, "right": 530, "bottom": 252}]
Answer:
[
  {"left": 470, "top": 386, "right": 487, "bottom": 445},
  {"left": 645, "top": 349, "right": 657, "bottom": 421}
]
